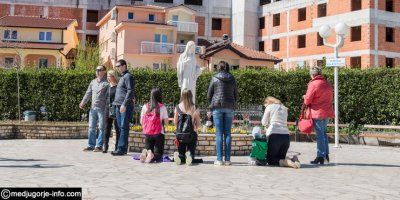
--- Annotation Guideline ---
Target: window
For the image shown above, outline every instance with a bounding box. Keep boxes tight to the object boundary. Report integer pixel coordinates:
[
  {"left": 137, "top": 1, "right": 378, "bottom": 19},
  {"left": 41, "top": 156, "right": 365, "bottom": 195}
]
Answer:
[
  {"left": 273, "top": 13, "right": 280, "bottom": 27},
  {"left": 184, "top": 0, "right": 202, "bottom": 6},
  {"left": 272, "top": 39, "right": 280, "bottom": 51},
  {"left": 318, "top": 3, "right": 327, "bottom": 17},
  {"left": 155, "top": 34, "right": 168, "bottom": 43},
  {"left": 260, "top": 0, "right": 271, "bottom": 6},
  {"left": 317, "top": 59, "right": 325, "bottom": 67},
  {"left": 298, "top": 35, "right": 306, "bottom": 48},
  {"left": 351, "top": 0, "right": 362, "bottom": 11},
  {"left": 259, "top": 41, "right": 264, "bottom": 51},
  {"left": 155, "top": 0, "right": 173, "bottom": 3},
  {"left": 3, "top": 30, "right": 17, "bottom": 40},
  {"left": 386, "top": 57, "right": 394, "bottom": 68},
  {"left": 298, "top": 8, "right": 306, "bottom": 21},
  {"left": 39, "top": 32, "right": 52, "bottom": 41},
  {"left": 212, "top": 18, "right": 222, "bottom": 30},
  {"left": 351, "top": 26, "right": 362, "bottom": 41},
  {"left": 153, "top": 63, "right": 160, "bottom": 70},
  {"left": 86, "top": 35, "right": 98, "bottom": 44},
  {"left": 386, "top": 27, "right": 394, "bottom": 42},
  {"left": 128, "top": 12, "right": 134, "bottom": 20},
  {"left": 149, "top": 14, "right": 155, "bottom": 22},
  {"left": 386, "top": 0, "right": 394, "bottom": 12},
  {"left": 317, "top": 34, "right": 324, "bottom": 46},
  {"left": 172, "top": 15, "right": 179, "bottom": 21},
  {"left": 87, "top": 10, "right": 99, "bottom": 22},
  {"left": 4, "top": 57, "right": 14, "bottom": 68},
  {"left": 350, "top": 56, "right": 361, "bottom": 68},
  {"left": 259, "top": 17, "right": 265, "bottom": 29},
  {"left": 39, "top": 58, "right": 48, "bottom": 68}
]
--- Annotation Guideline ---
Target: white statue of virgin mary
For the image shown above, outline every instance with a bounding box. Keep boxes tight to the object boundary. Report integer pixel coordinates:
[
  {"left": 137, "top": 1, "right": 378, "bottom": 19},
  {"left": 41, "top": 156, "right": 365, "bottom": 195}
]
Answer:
[{"left": 177, "top": 41, "right": 203, "bottom": 103}]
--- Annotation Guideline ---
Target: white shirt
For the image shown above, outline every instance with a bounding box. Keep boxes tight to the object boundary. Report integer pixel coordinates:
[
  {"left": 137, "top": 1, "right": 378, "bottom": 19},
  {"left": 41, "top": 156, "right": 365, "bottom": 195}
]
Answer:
[
  {"left": 261, "top": 104, "right": 289, "bottom": 136},
  {"left": 140, "top": 104, "right": 169, "bottom": 134}
]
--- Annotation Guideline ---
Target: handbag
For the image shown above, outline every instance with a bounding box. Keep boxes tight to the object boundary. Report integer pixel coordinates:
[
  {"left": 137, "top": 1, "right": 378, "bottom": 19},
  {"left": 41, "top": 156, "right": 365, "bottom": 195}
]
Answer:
[{"left": 298, "top": 104, "right": 314, "bottom": 134}]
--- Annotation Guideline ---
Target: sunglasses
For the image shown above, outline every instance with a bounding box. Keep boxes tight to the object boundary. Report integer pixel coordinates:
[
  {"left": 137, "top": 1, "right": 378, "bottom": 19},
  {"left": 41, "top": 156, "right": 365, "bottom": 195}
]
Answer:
[{"left": 96, "top": 69, "right": 104, "bottom": 72}]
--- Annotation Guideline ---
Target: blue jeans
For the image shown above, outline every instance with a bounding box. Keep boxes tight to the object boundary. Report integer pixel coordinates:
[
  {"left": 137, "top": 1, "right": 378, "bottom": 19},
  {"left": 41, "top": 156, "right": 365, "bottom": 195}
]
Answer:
[
  {"left": 313, "top": 119, "right": 329, "bottom": 158},
  {"left": 213, "top": 108, "right": 234, "bottom": 161},
  {"left": 115, "top": 104, "right": 133, "bottom": 153},
  {"left": 87, "top": 108, "right": 106, "bottom": 148}
]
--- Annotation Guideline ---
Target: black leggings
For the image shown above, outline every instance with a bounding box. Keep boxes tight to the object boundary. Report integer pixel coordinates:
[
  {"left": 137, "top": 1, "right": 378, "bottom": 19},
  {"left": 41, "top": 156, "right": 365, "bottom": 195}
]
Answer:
[
  {"left": 103, "top": 117, "right": 120, "bottom": 151},
  {"left": 145, "top": 134, "right": 165, "bottom": 162},
  {"left": 178, "top": 134, "right": 198, "bottom": 163},
  {"left": 267, "top": 134, "right": 290, "bottom": 166}
]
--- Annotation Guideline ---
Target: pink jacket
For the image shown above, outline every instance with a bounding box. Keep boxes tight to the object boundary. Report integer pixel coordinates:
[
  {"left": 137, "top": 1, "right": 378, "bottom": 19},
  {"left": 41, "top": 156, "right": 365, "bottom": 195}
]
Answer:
[{"left": 303, "top": 75, "right": 334, "bottom": 119}]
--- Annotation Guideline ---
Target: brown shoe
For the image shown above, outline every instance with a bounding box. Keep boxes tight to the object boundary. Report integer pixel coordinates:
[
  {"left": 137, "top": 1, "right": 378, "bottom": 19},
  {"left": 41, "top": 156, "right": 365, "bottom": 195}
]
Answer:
[
  {"left": 93, "top": 147, "right": 103, "bottom": 152},
  {"left": 83, "top": 147, "right": 94, "bottom": 151}
]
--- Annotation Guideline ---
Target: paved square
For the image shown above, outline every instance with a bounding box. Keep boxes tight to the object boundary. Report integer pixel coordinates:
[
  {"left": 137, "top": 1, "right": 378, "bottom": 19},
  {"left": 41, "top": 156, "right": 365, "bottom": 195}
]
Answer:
[{"left": 1, "top": 139, "right": 399, "bottom": 200}]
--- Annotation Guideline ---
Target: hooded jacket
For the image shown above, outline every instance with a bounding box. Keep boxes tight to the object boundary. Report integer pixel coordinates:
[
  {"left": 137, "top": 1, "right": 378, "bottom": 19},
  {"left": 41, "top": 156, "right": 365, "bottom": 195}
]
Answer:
[{"left": 207, "top": 71, "right": 239, "bottom": 110}]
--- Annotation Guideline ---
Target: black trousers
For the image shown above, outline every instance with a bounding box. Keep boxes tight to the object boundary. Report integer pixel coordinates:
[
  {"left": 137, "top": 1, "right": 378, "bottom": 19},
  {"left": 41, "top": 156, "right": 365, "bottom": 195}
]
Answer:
[
  {"left": 267, "top": 134, "right": 290, "bottom": 166},
  {"left": 103, "top": 117, "right": 120, "bottom": 151},
  {"left": 145, "top": 134, "right": 165, "bottom": 162},
  {"left": 178, "top": 134, "right": 198, "bottom": 162}
]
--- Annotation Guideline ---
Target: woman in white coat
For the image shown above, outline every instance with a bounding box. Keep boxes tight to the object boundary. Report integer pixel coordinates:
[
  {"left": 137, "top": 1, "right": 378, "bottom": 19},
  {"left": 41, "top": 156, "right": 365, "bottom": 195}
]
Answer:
[{"left": 262, "top": 96, "right": 301, "bottom": 169}]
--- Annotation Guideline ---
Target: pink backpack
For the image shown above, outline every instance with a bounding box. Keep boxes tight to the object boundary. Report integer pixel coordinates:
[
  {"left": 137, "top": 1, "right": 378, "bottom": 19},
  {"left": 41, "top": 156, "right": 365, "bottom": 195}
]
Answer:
[{"left": 142, "top": 103, "right": 163, "bottom": 135}]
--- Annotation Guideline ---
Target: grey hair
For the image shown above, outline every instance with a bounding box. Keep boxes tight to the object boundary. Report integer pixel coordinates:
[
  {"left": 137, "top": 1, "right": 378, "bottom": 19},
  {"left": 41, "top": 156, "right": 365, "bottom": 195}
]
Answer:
[{"left": 310, "top": 66, "right": 322, "bottom": 76}]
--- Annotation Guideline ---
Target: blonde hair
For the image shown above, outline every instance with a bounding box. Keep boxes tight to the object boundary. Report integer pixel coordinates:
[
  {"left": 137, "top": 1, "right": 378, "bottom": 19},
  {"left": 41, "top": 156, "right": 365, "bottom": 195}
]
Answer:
[
  {"left": 264, "top": 96, "right": 283, "bottom": 106},
  {"left": 107, "top": 70, "right": 120, "bottom": 82},
  {"left": 180, "top": 89, "right": 196, "bottom": 115}
]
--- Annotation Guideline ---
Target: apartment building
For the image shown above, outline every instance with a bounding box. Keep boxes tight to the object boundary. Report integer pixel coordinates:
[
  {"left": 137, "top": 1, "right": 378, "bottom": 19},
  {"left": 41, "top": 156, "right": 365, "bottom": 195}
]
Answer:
[
  {"left": 258, "top": 0, "right": 400, "bottom": 69},
  {"left": 0, "top": 0, "right": 232, "bottom": 44},
  {"left": 0, "top": 15, "right": 78, "bottom": 68}
]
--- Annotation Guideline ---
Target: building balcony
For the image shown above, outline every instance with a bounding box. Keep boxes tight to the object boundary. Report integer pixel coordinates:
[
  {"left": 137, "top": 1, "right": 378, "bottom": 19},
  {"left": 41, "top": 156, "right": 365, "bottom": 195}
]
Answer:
[
  {"left": 141, "top": 41, "right": 175, "bottom": 54},
  {"left": 176, "top": 44, "right": 205, "bottom": 54},
  {"left": 167, "top": 20, "right": 198, "bottom": 33}
]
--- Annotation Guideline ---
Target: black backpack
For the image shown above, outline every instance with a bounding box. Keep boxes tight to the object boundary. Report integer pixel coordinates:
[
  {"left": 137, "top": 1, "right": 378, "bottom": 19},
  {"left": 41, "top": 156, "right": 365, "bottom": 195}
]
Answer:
[{"left": 175, "top": 106, "right": 196, "bottom": 143}]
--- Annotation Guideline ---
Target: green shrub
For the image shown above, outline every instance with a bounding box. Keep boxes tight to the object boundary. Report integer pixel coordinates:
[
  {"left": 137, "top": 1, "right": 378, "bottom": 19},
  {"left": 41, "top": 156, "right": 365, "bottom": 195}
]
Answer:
[{"left": 0, "top": 68, "right": 399, "bottom": 125}]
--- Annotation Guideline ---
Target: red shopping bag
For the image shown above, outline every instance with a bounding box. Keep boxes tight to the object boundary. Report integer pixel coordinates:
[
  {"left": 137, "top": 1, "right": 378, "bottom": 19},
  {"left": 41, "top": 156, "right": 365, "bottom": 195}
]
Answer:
[{"left": 298, "top": 104, "right": 314, "bottom": 134}]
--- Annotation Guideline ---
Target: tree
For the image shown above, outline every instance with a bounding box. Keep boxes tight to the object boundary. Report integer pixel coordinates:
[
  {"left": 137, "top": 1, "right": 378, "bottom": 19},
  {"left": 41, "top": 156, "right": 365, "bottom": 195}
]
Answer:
[{"left": 73, "top": 42, "right": 102, "bottom": 70}]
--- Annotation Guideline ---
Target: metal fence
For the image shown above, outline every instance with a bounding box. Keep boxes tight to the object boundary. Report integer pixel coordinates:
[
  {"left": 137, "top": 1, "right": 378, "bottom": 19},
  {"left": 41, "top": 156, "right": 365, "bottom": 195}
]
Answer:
[{"left": 131, "top": 102, "right": 265, "bottom": 134}]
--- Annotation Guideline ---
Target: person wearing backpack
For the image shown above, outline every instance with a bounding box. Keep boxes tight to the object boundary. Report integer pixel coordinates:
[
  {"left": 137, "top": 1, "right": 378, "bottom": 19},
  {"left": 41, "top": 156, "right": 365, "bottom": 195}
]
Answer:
[
  {"left": 173, "top": 89, "right": 201, "bottom": 166},
  {"left": 139, "top": 88, "right": 169, "bottom": 163}
]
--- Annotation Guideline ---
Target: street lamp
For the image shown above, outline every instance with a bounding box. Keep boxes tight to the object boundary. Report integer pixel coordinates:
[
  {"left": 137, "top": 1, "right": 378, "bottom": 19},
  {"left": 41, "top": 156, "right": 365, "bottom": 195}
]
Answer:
[{"left": 318, "top": 22, "right": 349, "bottom": 148}]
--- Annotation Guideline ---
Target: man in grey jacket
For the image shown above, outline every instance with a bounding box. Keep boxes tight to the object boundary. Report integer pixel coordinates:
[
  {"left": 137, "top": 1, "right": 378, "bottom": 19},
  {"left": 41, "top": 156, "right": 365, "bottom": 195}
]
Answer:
[
  {"left": 111, "top": 59, "right": 135, "bottom": 156},
  {"left": 80, "top": 65, "right": 109, "bottom": 152}
]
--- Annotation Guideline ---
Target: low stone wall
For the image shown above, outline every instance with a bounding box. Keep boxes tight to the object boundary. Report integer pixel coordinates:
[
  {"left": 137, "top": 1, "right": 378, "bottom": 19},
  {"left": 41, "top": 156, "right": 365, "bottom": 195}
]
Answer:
[
  {"left": 0, "top": 123, "right": 88, "bottom": 139},
  {"left": 128, "top": 132, "right": 253, "bottom": 156}
]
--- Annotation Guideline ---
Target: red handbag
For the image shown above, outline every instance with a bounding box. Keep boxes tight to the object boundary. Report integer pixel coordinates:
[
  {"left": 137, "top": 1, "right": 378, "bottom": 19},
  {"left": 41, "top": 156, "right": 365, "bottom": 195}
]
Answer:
[{"left": 298, "top": 104, "right": 314, "bottom": 134}]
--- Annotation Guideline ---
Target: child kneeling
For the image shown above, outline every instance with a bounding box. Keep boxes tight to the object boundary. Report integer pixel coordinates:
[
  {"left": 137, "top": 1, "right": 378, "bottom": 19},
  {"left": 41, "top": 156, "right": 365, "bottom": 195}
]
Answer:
[
  {"left": 173, "top": 89, "right": 201, "bottom": 166},
  {"left": 140, "top": 88, "right": 169, "bottom": 163}
]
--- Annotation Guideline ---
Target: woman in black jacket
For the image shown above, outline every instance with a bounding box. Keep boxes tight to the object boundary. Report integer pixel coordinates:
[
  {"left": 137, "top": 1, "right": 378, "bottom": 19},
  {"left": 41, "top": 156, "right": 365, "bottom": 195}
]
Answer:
[
  {"left": 207, "top": 61, "right": 239, "bottom": 166},
  {"left": 103, "top": 70, "right": 120, "bottom": 153}
]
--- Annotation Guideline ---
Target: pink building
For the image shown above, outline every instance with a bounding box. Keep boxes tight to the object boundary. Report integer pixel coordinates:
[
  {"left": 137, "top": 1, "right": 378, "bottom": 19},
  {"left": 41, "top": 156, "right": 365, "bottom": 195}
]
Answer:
[{"left": 97, "top": 4, "right": 205, "bottom": 69}]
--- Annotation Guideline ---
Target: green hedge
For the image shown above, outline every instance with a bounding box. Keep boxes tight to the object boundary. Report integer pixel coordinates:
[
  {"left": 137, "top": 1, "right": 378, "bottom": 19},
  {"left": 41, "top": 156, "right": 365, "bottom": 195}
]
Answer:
[{"left": 0, "top": 68, "right": 399, "bottom": 125}]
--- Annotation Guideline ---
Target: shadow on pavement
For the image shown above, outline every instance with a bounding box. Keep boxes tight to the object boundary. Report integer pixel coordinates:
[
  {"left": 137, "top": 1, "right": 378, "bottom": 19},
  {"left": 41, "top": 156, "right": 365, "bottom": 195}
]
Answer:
[
  {"left": 0, "top": 164, "right": 73, "bottom": 168},
  {"left": 0, "top": 158, "right": 47, "bottom": 162}
]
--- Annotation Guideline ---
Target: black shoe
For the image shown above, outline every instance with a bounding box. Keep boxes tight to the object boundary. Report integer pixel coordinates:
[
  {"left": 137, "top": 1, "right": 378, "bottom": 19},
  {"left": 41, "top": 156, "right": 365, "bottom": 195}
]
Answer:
[
  {"left": 102, "top": 146, "right": 108, "bottom": 153},
  {"left": 325, "top": 154, "right": 330, "bottom": 163},
  {"left": 111, "top": 151, "right": 125, "bottom": 156},
  {"left": 310, "top": 157, "right": 325, "bottom": 165}
]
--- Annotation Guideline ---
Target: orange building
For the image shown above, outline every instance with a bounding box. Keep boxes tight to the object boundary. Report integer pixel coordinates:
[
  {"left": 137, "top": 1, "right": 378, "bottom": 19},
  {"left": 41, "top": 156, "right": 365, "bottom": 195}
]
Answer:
[{"left": 258, "top": 0, "right": 400, "bottom": 69}]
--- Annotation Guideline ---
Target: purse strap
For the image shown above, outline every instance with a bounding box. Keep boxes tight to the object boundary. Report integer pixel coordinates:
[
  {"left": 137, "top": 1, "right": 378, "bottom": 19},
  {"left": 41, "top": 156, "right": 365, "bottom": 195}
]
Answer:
[{"left": 299, "top": 104, "right": 310, "bottom": 120}]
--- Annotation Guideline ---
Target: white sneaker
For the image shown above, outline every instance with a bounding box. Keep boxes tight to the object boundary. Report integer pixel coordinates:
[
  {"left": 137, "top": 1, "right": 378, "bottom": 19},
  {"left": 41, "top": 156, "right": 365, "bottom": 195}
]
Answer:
[
  {"left": 224, "top": 161, "right": 232, "bottom": 166},
  {"left": 185, "top": 152, "right": 193, "bottom": 166},
  {"left": 145, "top": 150, "right": 154, "bottom": 163},
  {"left": 173, "top": 152, "right": 181, "bottom": 165},
  {"left": 214, "top": 160, "right": 224, "bottom": 166},
  {"left": 139, "top": 149, "right": 147, "bottom": 163}
]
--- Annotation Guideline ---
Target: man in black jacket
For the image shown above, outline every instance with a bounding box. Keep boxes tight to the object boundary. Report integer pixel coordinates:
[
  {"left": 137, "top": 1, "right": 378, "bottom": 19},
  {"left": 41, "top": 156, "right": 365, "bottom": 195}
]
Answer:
[
  {"left": 112, "top": 59, "right": 135, "bottom": 156},
  {"left": 207, "top": 61, "right": 239, "bottom": 166}
]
